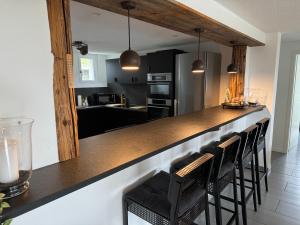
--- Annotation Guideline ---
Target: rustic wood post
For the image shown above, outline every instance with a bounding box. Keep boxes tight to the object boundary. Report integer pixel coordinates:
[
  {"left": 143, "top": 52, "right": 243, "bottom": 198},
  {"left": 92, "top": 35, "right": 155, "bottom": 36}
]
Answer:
[
  {"left": 47, "top": 0, "right": 79, "bottom": 160},
  {"left": 229, "top": 45, "right": 247, "bottom": 99}
]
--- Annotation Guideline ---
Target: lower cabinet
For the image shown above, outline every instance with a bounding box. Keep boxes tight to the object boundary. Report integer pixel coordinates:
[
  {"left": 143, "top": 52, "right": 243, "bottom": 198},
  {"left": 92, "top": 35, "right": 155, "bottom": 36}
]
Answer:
[{"left": 77, "top": 107, "right": 148, "bottom": 139}]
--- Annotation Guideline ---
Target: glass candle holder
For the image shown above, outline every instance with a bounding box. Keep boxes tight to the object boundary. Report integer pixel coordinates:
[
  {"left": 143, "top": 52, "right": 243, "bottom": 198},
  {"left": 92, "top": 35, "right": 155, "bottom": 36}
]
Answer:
[{"left": 0, "top": 118, "right": 34, "bottom": 199}]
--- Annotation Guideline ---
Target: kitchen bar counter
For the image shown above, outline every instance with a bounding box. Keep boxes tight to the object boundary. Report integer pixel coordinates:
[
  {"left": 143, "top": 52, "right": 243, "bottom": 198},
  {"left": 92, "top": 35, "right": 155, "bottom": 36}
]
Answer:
[{"left": 1, "top": 105, "right": 265, "bottom": 222}]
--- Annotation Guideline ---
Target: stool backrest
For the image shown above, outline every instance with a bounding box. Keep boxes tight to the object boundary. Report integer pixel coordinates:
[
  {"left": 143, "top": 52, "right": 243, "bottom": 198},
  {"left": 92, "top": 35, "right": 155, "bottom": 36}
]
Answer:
[
  {"left": 217, "top": 135, "right": 241, "bottom": 176},
  {"left": 238, "top": 125, "right": 259, "bottom": 159},
  {"left": 257, "top": 118, "right": 270, "bottom": 139},
  {"left": 168, "top": 153, "right": 214, "bottom": 219},
  {"left": 205, "top": 135, "right": 241, "bottom": 181}
]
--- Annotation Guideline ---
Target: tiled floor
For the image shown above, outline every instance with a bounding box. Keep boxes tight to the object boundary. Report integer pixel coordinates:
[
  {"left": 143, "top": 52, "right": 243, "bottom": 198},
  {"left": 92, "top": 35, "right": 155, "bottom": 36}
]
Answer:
[{"left": 196, "top": 138, "right": 300, "bottom": 225}]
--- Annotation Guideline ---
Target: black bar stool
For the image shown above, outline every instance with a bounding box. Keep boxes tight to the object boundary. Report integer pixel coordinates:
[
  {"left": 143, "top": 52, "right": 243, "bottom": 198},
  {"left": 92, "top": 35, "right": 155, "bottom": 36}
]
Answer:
[
  {"left": 221, "top": 125, "right": 258, "bottom": 225},
  {"left": 254, "top": 118, "right": 270, "bottom": 205},
  {"left": 171, "top": 136, "right": 241, "bottom": 225},
  {"left": 123, "top": 153, "right": 214, "bottom": 225}
]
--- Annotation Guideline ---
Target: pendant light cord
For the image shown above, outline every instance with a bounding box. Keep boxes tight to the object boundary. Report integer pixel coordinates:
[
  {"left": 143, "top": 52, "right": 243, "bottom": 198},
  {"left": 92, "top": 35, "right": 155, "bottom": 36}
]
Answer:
[
  {"left": 197, "top": 30, "right": 201, "bottom": 60},
  {"left": 127, "top": 8, "right": 131, "bottom": 50}
]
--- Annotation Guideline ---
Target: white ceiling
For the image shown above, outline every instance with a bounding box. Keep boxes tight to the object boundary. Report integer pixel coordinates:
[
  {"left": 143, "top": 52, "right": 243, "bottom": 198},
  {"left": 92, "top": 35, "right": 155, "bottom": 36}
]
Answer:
[
  {"left": 213, "top": 0, "right": 300, "bottom": 33},
  {"left": 70, "top": 1, "right": 200, "bottom": 55}
]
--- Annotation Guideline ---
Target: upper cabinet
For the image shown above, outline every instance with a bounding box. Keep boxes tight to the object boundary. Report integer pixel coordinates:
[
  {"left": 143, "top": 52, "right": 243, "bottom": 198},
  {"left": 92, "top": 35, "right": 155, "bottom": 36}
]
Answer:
[
  {"left": 147, "top": 49, "right": 184, "bottom": 74},
  {"left": 73, "top": 53, "right": 108, "bottom": 88},
  {"left": 106, "top": 55, "right": 148, "bottom": 84}
]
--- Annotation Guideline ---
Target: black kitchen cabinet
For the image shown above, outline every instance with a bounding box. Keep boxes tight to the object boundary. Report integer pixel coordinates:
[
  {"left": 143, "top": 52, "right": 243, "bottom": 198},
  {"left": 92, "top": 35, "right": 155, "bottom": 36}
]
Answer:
[
  {"left": 106, "top": 56, "right": 148, "bottom": 84},
  {"left": 130, "top": 55, "right": 148, "bottom": 84},
  {"left": 147, "top": 49, "right": 184, "bottom": 73},
  {"left": 77, "top": 106, "right": 108, "bottom": 139},
  {"left": 77, "top": 106, "right": 148, "bottom": 139}
]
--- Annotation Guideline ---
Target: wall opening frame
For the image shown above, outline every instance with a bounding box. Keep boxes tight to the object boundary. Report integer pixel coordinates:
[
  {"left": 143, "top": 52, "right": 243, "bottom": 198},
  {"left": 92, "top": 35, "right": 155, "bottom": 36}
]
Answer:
[{"left": 46, "top": 0, "right": 263, "bottom": 161}]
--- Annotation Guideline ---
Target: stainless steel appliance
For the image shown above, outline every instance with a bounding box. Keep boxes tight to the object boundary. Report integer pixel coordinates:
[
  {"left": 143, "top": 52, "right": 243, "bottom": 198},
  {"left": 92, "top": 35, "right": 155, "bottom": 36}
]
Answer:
[
  {"left": 147, "top": 72, "right": 174, "bottom": 120},
  {"left": 175, "top": 52, "right": 221, "bottom": 115},
  {"left": 147, "top": 98, "right": 172, "bottom": 120},
  {"left": 147, "top": 73, "right": 173, "bottom": 99}
]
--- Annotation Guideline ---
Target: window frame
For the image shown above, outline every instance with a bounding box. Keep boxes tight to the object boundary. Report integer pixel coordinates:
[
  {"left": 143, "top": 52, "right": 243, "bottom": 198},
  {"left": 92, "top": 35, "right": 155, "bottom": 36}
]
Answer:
[{"left": 73, "top": 52, "right": 108, "bottom": 88}]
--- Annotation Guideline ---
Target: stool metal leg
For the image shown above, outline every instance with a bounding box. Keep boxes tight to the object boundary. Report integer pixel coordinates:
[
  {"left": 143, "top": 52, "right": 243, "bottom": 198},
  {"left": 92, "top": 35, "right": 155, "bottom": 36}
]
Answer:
[
  {"left": 214, "top": 182, "right": 223, "bottom": 225},
  {"left": 254, "top": 150, "right": 262, "bottom": 205},
  {"left": 233, "top": 169, "right": 239, "bottom": 225},
  {"left": 238, "top": 161, "right": 247, "bottom": 225},
  {"left": 205, "top": 193, "right": 211, "bottom": 225},
  {"left": 123, "top": 199, "right": 129, "bottom": 225},
  {"left": 263, "top": 141, "right": 269, "bottom": 192},
  {"left": 250, "top": 158, "right": 257, "bottom": 211}
]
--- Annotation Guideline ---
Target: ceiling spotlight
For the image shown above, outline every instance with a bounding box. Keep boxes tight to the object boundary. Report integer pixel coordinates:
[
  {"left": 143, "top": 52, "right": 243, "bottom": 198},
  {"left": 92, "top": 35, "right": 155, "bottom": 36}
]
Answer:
[{"left": 72, "top": 41, "right": 88, "bottom": 55}]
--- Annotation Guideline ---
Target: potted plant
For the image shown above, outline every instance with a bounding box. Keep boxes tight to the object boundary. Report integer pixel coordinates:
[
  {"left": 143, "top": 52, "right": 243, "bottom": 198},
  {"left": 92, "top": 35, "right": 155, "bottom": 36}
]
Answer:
[{"left": 0, "top": 193, "right": 12, "bottom": 225}]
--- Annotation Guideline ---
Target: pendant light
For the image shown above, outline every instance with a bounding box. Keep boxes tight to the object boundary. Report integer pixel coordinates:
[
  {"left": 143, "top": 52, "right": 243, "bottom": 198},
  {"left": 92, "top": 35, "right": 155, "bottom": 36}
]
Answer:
[
  {"left": 227, "top": 63, "right": 238, "bottom": 74},
  {"left": 192, "top": 28, "right": 205, "bottom": 74},
  {"left": 120, "top": 1, "right": 140, "bottom": 71},
  {"left": 227, "top": 41, "right": 238, "bottom": 74}
]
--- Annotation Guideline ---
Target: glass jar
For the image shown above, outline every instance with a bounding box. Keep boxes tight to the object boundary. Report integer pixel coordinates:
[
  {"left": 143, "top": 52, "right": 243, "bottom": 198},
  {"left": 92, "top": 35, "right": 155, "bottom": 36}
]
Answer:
[
  {"left": 244, "top": 88, "right": 267, "bottom": 106},
  {"left": 0, "top": 118, "right": 34, "bottom": 199}
]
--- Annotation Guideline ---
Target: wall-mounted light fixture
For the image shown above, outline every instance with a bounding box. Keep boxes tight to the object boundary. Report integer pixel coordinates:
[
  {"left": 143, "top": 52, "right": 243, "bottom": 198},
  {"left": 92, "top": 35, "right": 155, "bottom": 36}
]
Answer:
[{"left": 120, "top": 1, "right": 140, "bottom": 71}]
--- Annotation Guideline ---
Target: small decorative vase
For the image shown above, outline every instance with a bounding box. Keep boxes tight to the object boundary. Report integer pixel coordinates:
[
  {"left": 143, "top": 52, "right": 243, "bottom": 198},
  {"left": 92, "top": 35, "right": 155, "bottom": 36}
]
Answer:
[{"left": 0, "top": 118, "right": 34, "bottom": 199}]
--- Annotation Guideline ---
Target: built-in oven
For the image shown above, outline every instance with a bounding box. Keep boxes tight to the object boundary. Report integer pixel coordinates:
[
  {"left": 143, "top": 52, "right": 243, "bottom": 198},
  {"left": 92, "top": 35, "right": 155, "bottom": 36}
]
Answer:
[
  {"left": 147, "top": 98, "right": 173, "bottom": 120},
  {"left": 147, "top": 73, "right": 173, "bottom": 99}
]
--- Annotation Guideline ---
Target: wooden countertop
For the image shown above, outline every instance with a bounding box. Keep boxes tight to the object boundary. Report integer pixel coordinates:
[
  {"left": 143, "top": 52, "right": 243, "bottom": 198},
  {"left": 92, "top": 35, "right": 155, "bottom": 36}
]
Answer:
[{"left": 1, "top": 105, "right": 265, "bottom": 222}]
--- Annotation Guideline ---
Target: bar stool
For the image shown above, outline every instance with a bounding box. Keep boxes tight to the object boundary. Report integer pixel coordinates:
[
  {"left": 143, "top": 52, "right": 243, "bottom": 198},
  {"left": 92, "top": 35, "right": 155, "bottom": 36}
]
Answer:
[
  {"left": 254, "top": 118, "right": 270, "bottom": 205},
  {"left": 171, "top": 136, "right": 241, "bottom": 225},
  {"left": 123, "top": 153, "right": 214, "bottom": 225},
  {"left": 221, "top": 125, "right": 258, "bottom": 225}
]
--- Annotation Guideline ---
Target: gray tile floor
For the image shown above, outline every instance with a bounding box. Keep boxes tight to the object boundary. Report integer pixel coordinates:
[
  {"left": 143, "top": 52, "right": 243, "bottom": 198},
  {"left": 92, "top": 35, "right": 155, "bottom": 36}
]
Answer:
[{"left": 196, "top": 138, "right": 300, "bottom": 225}]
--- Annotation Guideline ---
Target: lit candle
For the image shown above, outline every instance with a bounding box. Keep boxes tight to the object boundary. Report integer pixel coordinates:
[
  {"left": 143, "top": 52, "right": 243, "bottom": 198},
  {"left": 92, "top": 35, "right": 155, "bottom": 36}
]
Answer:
[{"left": 0, "top": 139, "right": 19, "bottom": 183}]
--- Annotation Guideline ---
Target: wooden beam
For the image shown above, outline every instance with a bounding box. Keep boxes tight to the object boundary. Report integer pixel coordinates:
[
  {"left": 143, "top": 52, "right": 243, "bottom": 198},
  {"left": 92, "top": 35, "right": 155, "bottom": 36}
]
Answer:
[
  {"left": 229, "top": 45, "right": 247, "bottom": 99},
  {"left": 74, "top": 0, "right": 265, "bottom": 47},
  {"left": 47, "top": 0, "right": 79, "bottom": 161}
]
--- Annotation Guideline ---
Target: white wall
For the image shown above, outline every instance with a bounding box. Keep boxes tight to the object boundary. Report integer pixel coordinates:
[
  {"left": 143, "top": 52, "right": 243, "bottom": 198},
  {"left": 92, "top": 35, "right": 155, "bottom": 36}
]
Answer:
[
  {"left": 272, "top": 40, "right": 300, "bottom": 153},
  {"left": 245, "top": 33, "right": 281, "bottom": 163},
  {"left": 0, "top": 0, "right": 58, "bottom": 169},
  {"left": 288, "top": 55, "right": 300, "bottom": 151}
]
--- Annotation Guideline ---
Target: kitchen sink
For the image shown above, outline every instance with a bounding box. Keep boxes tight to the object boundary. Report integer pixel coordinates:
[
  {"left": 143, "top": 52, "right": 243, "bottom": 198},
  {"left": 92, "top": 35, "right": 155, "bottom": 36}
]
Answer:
[{"left": 105, "top": 103, "right": 125, "bottom": 107}]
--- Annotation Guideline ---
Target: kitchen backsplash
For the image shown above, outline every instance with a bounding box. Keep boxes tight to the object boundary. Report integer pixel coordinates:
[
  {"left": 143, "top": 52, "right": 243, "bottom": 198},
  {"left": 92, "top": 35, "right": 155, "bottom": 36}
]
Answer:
[
  {"left": 75, "top": 84, "right": 147, "bottom": 106},
  {"left": 108, "top": 83, "right": 147, "bottom": 106},
  {"left": 75, "top": 87, "right": 111, "bottom": 97}
]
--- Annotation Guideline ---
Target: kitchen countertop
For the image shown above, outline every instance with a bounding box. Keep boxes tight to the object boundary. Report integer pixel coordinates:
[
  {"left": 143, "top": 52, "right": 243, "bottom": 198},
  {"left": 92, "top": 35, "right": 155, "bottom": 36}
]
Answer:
[{"left": 1, "top": 105, "right": 265, "bottom": 222}]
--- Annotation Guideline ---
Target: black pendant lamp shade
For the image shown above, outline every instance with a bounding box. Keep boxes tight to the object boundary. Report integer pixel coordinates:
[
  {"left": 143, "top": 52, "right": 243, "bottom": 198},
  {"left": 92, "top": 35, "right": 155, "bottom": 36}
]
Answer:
[
  {"left": 192, "top": 28, "right": 205, "bottom": 74},
  {"left": 192, "top": 59, "right": 205, "bottom": 73},
  {"left": 227, "top": 42, "right": 238, "bottom": 74},
  {"left": 120, "top": 1, "right": 140, "bottom": 71},
  {"left": 227, "top": 63, "right": 238, "bottom": 74}
]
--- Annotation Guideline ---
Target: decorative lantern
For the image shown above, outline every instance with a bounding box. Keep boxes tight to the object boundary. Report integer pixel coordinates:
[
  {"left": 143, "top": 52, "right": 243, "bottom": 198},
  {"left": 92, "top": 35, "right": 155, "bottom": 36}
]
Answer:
[{"left": 0, "top": 118, "right": 34, "bottom": 199}]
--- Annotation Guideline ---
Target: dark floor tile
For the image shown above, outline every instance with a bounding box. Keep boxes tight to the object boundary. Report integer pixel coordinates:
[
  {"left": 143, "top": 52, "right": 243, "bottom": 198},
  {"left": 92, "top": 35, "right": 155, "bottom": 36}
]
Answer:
[
  {"left": 276, "top": 201, "right": 300, "bottom": 221},
  {"left": 246, "top": 207, "right": 300, "bottom": 225}
]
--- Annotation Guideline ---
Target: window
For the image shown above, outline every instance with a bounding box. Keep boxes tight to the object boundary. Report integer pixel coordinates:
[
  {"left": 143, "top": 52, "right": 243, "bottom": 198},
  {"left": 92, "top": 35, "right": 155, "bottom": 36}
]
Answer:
[
  {"left": 79, "top": 57, "right": 95, "bottom": 81},
  {"left": 73, "top": 52, "right": 108, "bottom": 88}
]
